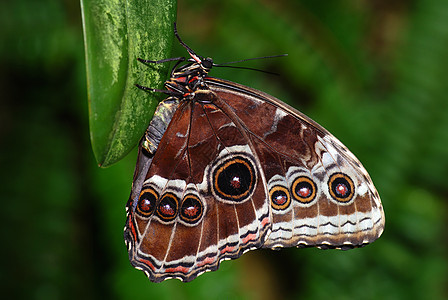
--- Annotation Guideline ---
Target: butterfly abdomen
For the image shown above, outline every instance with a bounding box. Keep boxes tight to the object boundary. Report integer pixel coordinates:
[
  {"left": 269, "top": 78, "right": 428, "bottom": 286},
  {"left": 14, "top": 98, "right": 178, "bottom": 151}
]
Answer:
[{"left": 142, "top": 98, "right": 180, "bottom": 155}]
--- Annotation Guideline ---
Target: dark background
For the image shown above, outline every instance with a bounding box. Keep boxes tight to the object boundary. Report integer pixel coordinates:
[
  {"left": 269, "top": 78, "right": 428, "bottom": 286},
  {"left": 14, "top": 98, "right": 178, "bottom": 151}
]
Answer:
[{"left": 2, "top": 0, "right": 447, "bottom": 299}]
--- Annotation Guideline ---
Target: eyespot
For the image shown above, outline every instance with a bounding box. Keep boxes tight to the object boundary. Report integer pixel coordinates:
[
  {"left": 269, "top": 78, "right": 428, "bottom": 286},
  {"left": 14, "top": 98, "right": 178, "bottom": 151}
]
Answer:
[
  {"left": 291, "top": 176, "right": 317, "bottom": 204},
  {"left": 180, "top": 194, "right": 204, "bottom": 225},
  {"left": 212, "top": 156, "right": 256, "bottom": 203},
  {"left": 328, "top": 173, "right": 355, "bottom": 203},
  {"left": 269, "top": 186, "right": 291, "bottom": 210},
  {"left": 156, "top": 193, "right": 179, "bottom": 222},
  {"left": 137, "top": 188, "right": 158, "bottom": 217}
]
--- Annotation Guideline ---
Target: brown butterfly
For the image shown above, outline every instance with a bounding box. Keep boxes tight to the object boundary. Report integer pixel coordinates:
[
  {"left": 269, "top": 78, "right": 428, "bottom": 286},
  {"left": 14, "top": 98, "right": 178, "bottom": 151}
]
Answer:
[{"left": 124, "top": 24, "right": 385, "bottom": 283}]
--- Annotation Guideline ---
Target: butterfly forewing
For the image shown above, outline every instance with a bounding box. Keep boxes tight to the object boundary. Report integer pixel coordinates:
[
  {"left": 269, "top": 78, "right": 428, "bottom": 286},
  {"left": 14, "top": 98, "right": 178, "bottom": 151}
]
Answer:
[{"left": 205, "top": 77, "right": 384, "bottom": 249}]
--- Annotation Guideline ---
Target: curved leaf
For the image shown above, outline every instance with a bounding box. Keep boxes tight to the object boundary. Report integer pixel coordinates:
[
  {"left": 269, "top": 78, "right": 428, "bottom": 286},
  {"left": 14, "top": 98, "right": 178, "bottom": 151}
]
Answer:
[{"left": 81, "top": 0, "right": 177, "bottom": 167}]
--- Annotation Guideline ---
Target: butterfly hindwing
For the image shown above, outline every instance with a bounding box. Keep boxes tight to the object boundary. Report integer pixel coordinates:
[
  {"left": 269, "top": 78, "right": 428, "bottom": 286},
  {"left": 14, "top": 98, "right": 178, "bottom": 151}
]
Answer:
[{"left": 125, "top": 90, "right": 271, "bottom": 282}]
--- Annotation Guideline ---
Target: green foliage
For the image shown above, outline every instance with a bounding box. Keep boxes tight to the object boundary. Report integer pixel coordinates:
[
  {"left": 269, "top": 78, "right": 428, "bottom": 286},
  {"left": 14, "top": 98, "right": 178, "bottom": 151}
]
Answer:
[
  {"left": 81, "top": 0, "right": 176, "bottom": 167},
  {"left": 1, "top": 0, "right": 447, "bottom": 299}
]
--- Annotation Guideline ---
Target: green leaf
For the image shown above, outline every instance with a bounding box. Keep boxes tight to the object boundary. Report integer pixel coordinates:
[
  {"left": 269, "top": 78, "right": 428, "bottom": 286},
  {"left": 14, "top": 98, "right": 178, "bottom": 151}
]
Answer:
[{"left": 81, "top": 0, "right": 177, "bottom": 167}]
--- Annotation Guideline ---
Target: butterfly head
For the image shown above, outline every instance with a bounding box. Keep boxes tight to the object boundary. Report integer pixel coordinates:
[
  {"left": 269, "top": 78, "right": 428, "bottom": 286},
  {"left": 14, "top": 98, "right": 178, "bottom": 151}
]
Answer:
[{"left": 184, "top": 53, "right": 214, "bottom": 74}]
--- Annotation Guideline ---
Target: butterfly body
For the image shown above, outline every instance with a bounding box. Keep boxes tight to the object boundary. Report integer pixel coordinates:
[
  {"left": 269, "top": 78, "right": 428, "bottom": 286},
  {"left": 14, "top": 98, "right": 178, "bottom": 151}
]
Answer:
[{"left": 125, "top": 27, "right": 384, "bottom": 283}]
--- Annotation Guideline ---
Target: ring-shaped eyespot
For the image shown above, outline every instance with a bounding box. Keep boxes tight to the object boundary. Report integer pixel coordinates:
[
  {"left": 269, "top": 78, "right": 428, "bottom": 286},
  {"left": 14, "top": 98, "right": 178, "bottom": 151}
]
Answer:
[
  {"left": 328, "top": 173, "right": 355, "bottom": 203},
  {"left": 269, "top": 186, "right": 291, "bottom": 210},
  {"left": 180, "top": 194, "right": 204, "bottom": 225},
  {"left": 156, "top": 192, "right": 179, "bottom": 222},
  {"left": 213, "top": 156, "right": 256, "bottom": 203},
  {"left": 137, "top": 188, "right": 158, "bottom": 217},
  {"left": 291, "top": 176, "right": 317, "bottom": 204}
]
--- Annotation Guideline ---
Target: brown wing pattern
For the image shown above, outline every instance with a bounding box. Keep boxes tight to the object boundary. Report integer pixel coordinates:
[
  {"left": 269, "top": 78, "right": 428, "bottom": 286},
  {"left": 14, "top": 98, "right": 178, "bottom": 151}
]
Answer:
[
  {"left": 125, "top": 90, "right": 271, "bottom": 283},
  {"left": 206, "top": 77, "right": 385, "bottom": 249},
  {"left": 125, "top": 77, "right": 384, "bottom": 283}
]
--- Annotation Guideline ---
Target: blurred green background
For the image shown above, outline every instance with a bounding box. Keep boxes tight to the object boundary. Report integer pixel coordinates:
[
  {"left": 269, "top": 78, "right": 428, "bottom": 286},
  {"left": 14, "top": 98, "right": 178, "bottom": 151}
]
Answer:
[{"left": 2, "top": 0, "right": 447, "bottom": 299}]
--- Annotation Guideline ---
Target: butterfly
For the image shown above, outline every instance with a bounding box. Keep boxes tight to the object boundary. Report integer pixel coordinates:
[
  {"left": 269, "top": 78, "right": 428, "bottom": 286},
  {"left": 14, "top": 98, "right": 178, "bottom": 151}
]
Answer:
[{"left": 124, "top": 24, "right": 385, "bottom": 283}]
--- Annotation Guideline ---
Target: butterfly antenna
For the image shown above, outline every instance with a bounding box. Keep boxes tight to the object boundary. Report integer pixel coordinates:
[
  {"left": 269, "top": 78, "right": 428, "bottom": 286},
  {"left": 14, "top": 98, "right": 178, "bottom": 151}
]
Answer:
[
  {"left": 174, "top": 22, "right": 203, "bottom": 63},
  {"left": 213, "top": 65, "right": 282, "bottom": 75},
  {"left": 214, "top": 54, "right": 288, "bottom": 66},
  {"left": 213, "top": 54, "right": 288, "bottom": 75}
]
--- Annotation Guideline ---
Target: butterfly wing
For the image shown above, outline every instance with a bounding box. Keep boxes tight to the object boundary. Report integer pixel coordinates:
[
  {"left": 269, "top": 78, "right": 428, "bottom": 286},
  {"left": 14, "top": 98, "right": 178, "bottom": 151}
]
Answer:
[
  {"left": 206, "top": 77, "right": 385, "bottom": 249},
  {"left": 125, "top": 76, "right": 385, "bottom": 283},
  {"left": 125, "top": 90, "right": 271, "bottom": 283}
]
